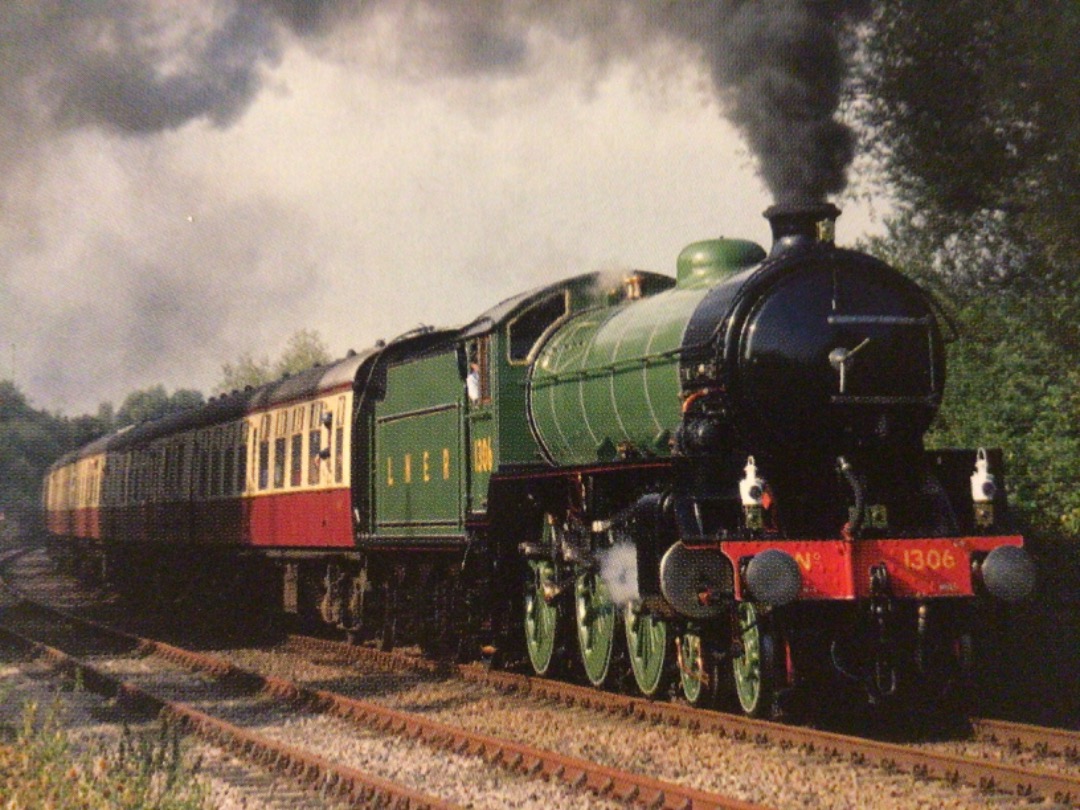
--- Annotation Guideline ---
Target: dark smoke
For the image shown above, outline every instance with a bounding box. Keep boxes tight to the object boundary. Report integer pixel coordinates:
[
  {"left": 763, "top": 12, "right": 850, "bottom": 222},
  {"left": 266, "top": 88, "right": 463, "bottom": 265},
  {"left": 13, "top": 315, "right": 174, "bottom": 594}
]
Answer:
[
  {"left": 2, "top": 1, "right": 869, "bottom": 202},
  {"left": 0, "top": 1, "right": 871, "bottom": 414},
  {"left": 661, "top": 1, "right": 873, "bottom": 202},
  {"left": 2, "top": 4, "right": 280, "bottom": 144},
  {"left": 53, "top": 5, "right": 280, "bottom": 134}
]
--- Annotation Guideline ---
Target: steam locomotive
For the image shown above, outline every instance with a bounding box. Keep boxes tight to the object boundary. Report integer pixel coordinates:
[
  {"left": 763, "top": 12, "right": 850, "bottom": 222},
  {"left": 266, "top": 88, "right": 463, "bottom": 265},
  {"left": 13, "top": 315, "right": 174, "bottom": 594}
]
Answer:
[{"left": 44, "top": 202, "right": 1035, "bottom": 717}]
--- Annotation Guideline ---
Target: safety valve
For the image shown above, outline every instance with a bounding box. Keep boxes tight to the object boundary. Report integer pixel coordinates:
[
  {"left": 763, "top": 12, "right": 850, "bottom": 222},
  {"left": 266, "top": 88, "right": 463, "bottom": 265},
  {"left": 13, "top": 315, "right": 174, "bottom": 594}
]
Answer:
[{"left": 970, "top": 448, "right": 996, "bottom": 528}]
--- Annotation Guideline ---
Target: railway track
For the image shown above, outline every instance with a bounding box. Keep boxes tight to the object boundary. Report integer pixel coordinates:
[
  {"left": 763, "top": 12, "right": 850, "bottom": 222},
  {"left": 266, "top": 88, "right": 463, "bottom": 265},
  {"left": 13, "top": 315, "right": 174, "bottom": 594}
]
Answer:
[
  {"left": 2, "top": 545, "right": 1075, "bottom": 808},
  {"left": 969, "top": 716, "right": 1080, "bottom": 760},
  {"left": 289, "top": 633, "right": 1080, "bottom": 807},
  {"left": 0, "top": 594, "right": 766, "bottom": 810}
]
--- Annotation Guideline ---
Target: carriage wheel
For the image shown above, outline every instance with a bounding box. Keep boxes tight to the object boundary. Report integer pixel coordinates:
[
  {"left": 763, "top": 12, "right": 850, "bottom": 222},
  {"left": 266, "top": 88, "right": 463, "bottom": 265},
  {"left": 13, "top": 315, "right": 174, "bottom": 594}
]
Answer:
[
  {"left": 733, "top": 602, "right": 778, "bottom": 717},
  {"left": 625, "top": 605, "right": 671, "bottom": 697},
  {"left": 524, "top": 559, "right": 561, "bottom": 676},
  {"left": 575, "top": 570, "right": 616, "bottom": 687}
]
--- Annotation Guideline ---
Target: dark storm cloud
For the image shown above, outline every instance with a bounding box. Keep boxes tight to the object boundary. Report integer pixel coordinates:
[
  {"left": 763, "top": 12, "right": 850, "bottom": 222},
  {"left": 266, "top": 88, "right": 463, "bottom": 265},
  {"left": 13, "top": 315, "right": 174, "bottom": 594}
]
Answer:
[
  {"left": 52, "top": 4, "right": 280, "bottom": 133},
  {"left": 1, "top": 0, "right": 869, "bottom": 204},
  {"left": 3, "top": 2, "right": 279, "bottom": 138},
  {"left": 0, "top": 1, "right": 871, "bottom": 414}
]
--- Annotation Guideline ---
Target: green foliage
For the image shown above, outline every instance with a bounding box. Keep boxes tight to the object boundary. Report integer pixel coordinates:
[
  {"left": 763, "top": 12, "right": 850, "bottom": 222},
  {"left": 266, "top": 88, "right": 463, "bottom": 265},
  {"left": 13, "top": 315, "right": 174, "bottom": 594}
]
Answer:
[
  {"left": 217, "top": 351, "right": 273, "bottom": 393},
  {"left": 0, "top": 380, "right": 119, "bottom": 536},
  {"left": 925, "top": 295, "right": 1080, "bottom": 548},
  {"left": 869, "top": 229, "right": 1080, "bottom": 553},
  {"left": 216, "top": 328, "right": 332, "bottom": 394},
  {"left": 856, "top": 1, "right": 1080, "bottom": 563},
  {"left": 1, "top": 382, "right": 66, "bottom": 531},
  {"left": 858, "top": 0, "right": 1079, "bottom": 274},
  {"left": 275, "top": 328, "right": 332, "bottom": 377},
  {"left": 115, "top": 385, "right": 204, "bottom": 428},
  {"left": 0, "top": 699, "right": 207, "bottom": 809}
]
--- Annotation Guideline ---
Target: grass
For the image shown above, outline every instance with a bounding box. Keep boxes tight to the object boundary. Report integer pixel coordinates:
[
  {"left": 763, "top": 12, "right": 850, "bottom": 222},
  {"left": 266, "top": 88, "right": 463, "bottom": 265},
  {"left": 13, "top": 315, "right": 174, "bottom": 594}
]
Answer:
[{"left": 0, "top": 696, "right": 208, "bottom": 809}]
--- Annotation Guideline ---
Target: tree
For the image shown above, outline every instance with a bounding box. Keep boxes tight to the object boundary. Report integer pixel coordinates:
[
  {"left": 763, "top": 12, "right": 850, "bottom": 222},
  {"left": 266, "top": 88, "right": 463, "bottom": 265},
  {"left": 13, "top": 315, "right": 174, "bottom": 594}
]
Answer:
[
  {"left": 855, "top": 0, "right": 1080, "bottom": 301},
  {"left": 218, "top": 352, "right": 274, "bottom": 393},
  {"left": 0, "top": 380, "right": 81, "bottom": 538},
  {"left": 115, "top": 385, "right": 204, "bottom": 428},
  {"left": 217, "top": 329, "right": 333, "bottom": 394},
  {"left": 274, "top": 329, "right": 332, "bottom": 378},
  {"left": 853, "top": 2, "right": 1080, "bottom": 554}
]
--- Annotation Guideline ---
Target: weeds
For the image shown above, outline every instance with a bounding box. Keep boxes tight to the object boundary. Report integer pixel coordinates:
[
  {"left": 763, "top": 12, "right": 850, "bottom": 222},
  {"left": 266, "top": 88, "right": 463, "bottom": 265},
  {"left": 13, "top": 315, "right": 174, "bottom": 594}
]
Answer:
[{"left": 0, "top": 697, "right": 207, "bottom": 809}]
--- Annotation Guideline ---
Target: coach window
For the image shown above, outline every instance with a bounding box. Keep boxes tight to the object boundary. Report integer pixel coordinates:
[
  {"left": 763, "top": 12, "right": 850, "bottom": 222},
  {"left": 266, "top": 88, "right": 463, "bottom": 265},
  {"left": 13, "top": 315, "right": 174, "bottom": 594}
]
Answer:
[
  {"left": 257, "top": 415, "right": 270, "bottom": 490},
  {"left": 149, "top": 448, "right": 159, "bottom": 502},
  {"left": 201, "top": 436, "right": 210, "bottom": 500},
  {"left": 198, "top": 434, "right": 210, "bottom": 500},
  {"left": 132, "top": 453, "right": 141, "bottom": 504},
  {"left": 206, "top": 431, "right": 217, "bottom": 498},
  {"left": 236, "top": 423, "right": 248, "bottom": 494},
  {"left": 209, "top": 429, "right": 219, "bottom": 497},
  {"left": 290, "top": 406, "right": 305, "bottom": 487},
  {"left": 308, "top": 402, "right": 323, "bottom": 485},
  {"left": 175, "top": 442, "right": 184, "bottom": 499},
  {"left": 201, "top": 434, "right": 211, "bottom": 499},
  {"left": 177, "top": 440, "right": 189, "bottom": 498},
  {"left": 186, "top": 442, "right": 195, "bottom": 500},
  {"left": 219, "top": 428, "right": 228, "bottom": 496},
  {"left": 273, "top": 410, "right": 287, "bottom": 489},
  {"left": 219, "top": 427, "right": 229, "bottom": 496},
  {"left": 134, "top": 454, "right": 142, "bottom": 504},
  {"left": 335, "top": 396, "right": 346, "bottom": 483},
  {"left": 222, "top": 427, "right": 234, "bottom": 497},
  {"left": 161, "top": 447, "right": 171, "bottom": 501}
]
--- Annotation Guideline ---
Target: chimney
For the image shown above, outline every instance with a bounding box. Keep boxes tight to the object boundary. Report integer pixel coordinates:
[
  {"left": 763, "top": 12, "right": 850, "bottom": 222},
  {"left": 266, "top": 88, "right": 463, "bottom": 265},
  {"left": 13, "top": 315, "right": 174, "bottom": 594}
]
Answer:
[{"left": 763, "top": 202, "right": 841, "bottom": 258}]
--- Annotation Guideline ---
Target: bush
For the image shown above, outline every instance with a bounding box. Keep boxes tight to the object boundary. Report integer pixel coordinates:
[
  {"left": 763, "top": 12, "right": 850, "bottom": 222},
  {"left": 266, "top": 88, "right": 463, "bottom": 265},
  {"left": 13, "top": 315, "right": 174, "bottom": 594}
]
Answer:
[{"left": 0, "top": 698, "right": 207, "bottom": 810}]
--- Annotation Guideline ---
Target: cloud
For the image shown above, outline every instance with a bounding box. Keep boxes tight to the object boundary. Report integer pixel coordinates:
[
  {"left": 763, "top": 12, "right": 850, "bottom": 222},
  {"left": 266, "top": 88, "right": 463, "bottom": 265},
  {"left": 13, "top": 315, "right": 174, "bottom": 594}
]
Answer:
[{"left": 0, "top": 2, "right": 877, "bottom": 414}]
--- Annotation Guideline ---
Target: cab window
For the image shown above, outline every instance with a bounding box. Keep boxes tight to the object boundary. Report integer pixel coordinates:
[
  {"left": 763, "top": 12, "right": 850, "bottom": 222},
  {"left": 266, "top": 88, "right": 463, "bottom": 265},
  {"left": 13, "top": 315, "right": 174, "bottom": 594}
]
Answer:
[
  {"left": 507, "top": 292, "right": 567, "bottom": 363},
  {"left": 466, "top": 337, "right": 492, "bottom": 406}
]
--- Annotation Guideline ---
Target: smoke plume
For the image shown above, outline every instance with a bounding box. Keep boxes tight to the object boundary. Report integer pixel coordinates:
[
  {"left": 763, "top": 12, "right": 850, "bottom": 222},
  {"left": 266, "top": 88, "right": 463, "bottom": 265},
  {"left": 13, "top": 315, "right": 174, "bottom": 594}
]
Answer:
[
  {"left": 0, "top": 1, "right": 871, "bottom": 413},
  {"left": 3, "top": 1, "right": 869, "bottom": 203}
]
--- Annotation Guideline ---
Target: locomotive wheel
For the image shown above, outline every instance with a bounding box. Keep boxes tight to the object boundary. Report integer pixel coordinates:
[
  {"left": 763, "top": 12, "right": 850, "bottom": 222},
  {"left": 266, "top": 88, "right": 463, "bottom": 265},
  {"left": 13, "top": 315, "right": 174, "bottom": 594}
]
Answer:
[
  {"left": 524, "top": 560, "right": 562, "bottom": 676},
  {"left": 574, "top": 570, "right": 616, "bottom": 687},
  {"left": 678, "top": 627, "right": 718, "bottom": 706},
  {"left": 732, "top": 602, "right": 778, "bottom": 717},
  {"left": 625, "top": 605, "right": 671, "bottom": 697}
]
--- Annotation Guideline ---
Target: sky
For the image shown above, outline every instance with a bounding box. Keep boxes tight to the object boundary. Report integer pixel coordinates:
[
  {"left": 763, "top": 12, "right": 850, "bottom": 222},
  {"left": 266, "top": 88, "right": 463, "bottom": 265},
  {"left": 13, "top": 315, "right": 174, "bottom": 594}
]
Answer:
[{"left": 1, "top": 1, "right": 884, "bottom": 416}]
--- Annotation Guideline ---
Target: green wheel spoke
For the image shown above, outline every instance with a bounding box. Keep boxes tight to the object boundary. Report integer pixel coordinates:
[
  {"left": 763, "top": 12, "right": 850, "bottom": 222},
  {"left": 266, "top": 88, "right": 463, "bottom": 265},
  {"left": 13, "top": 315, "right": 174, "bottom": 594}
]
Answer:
[
  {"left": 524, "top": 560, "right": 559, "bottom": 676},
  {"left": 575, "top": 571, "right": 615, "bottom": 687},
  {"left": 733, "top": 602, "right": 774, "bottom": 717},
  {"left": 625, "top": 605, "right": 670, "bottom": 697},
  {"left": 679, "top": 629, "right": 710, "bottom": 705}
]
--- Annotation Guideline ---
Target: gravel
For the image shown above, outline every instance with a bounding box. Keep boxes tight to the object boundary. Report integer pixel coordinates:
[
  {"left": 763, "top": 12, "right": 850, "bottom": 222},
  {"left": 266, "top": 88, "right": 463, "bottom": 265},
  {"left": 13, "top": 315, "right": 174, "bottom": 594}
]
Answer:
[
  {"left": 5, "top": 544, "right": 1072, "bottom": 809},
  {"left": 214, "top": 642, "right": 1049, "bottom": 809}
]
